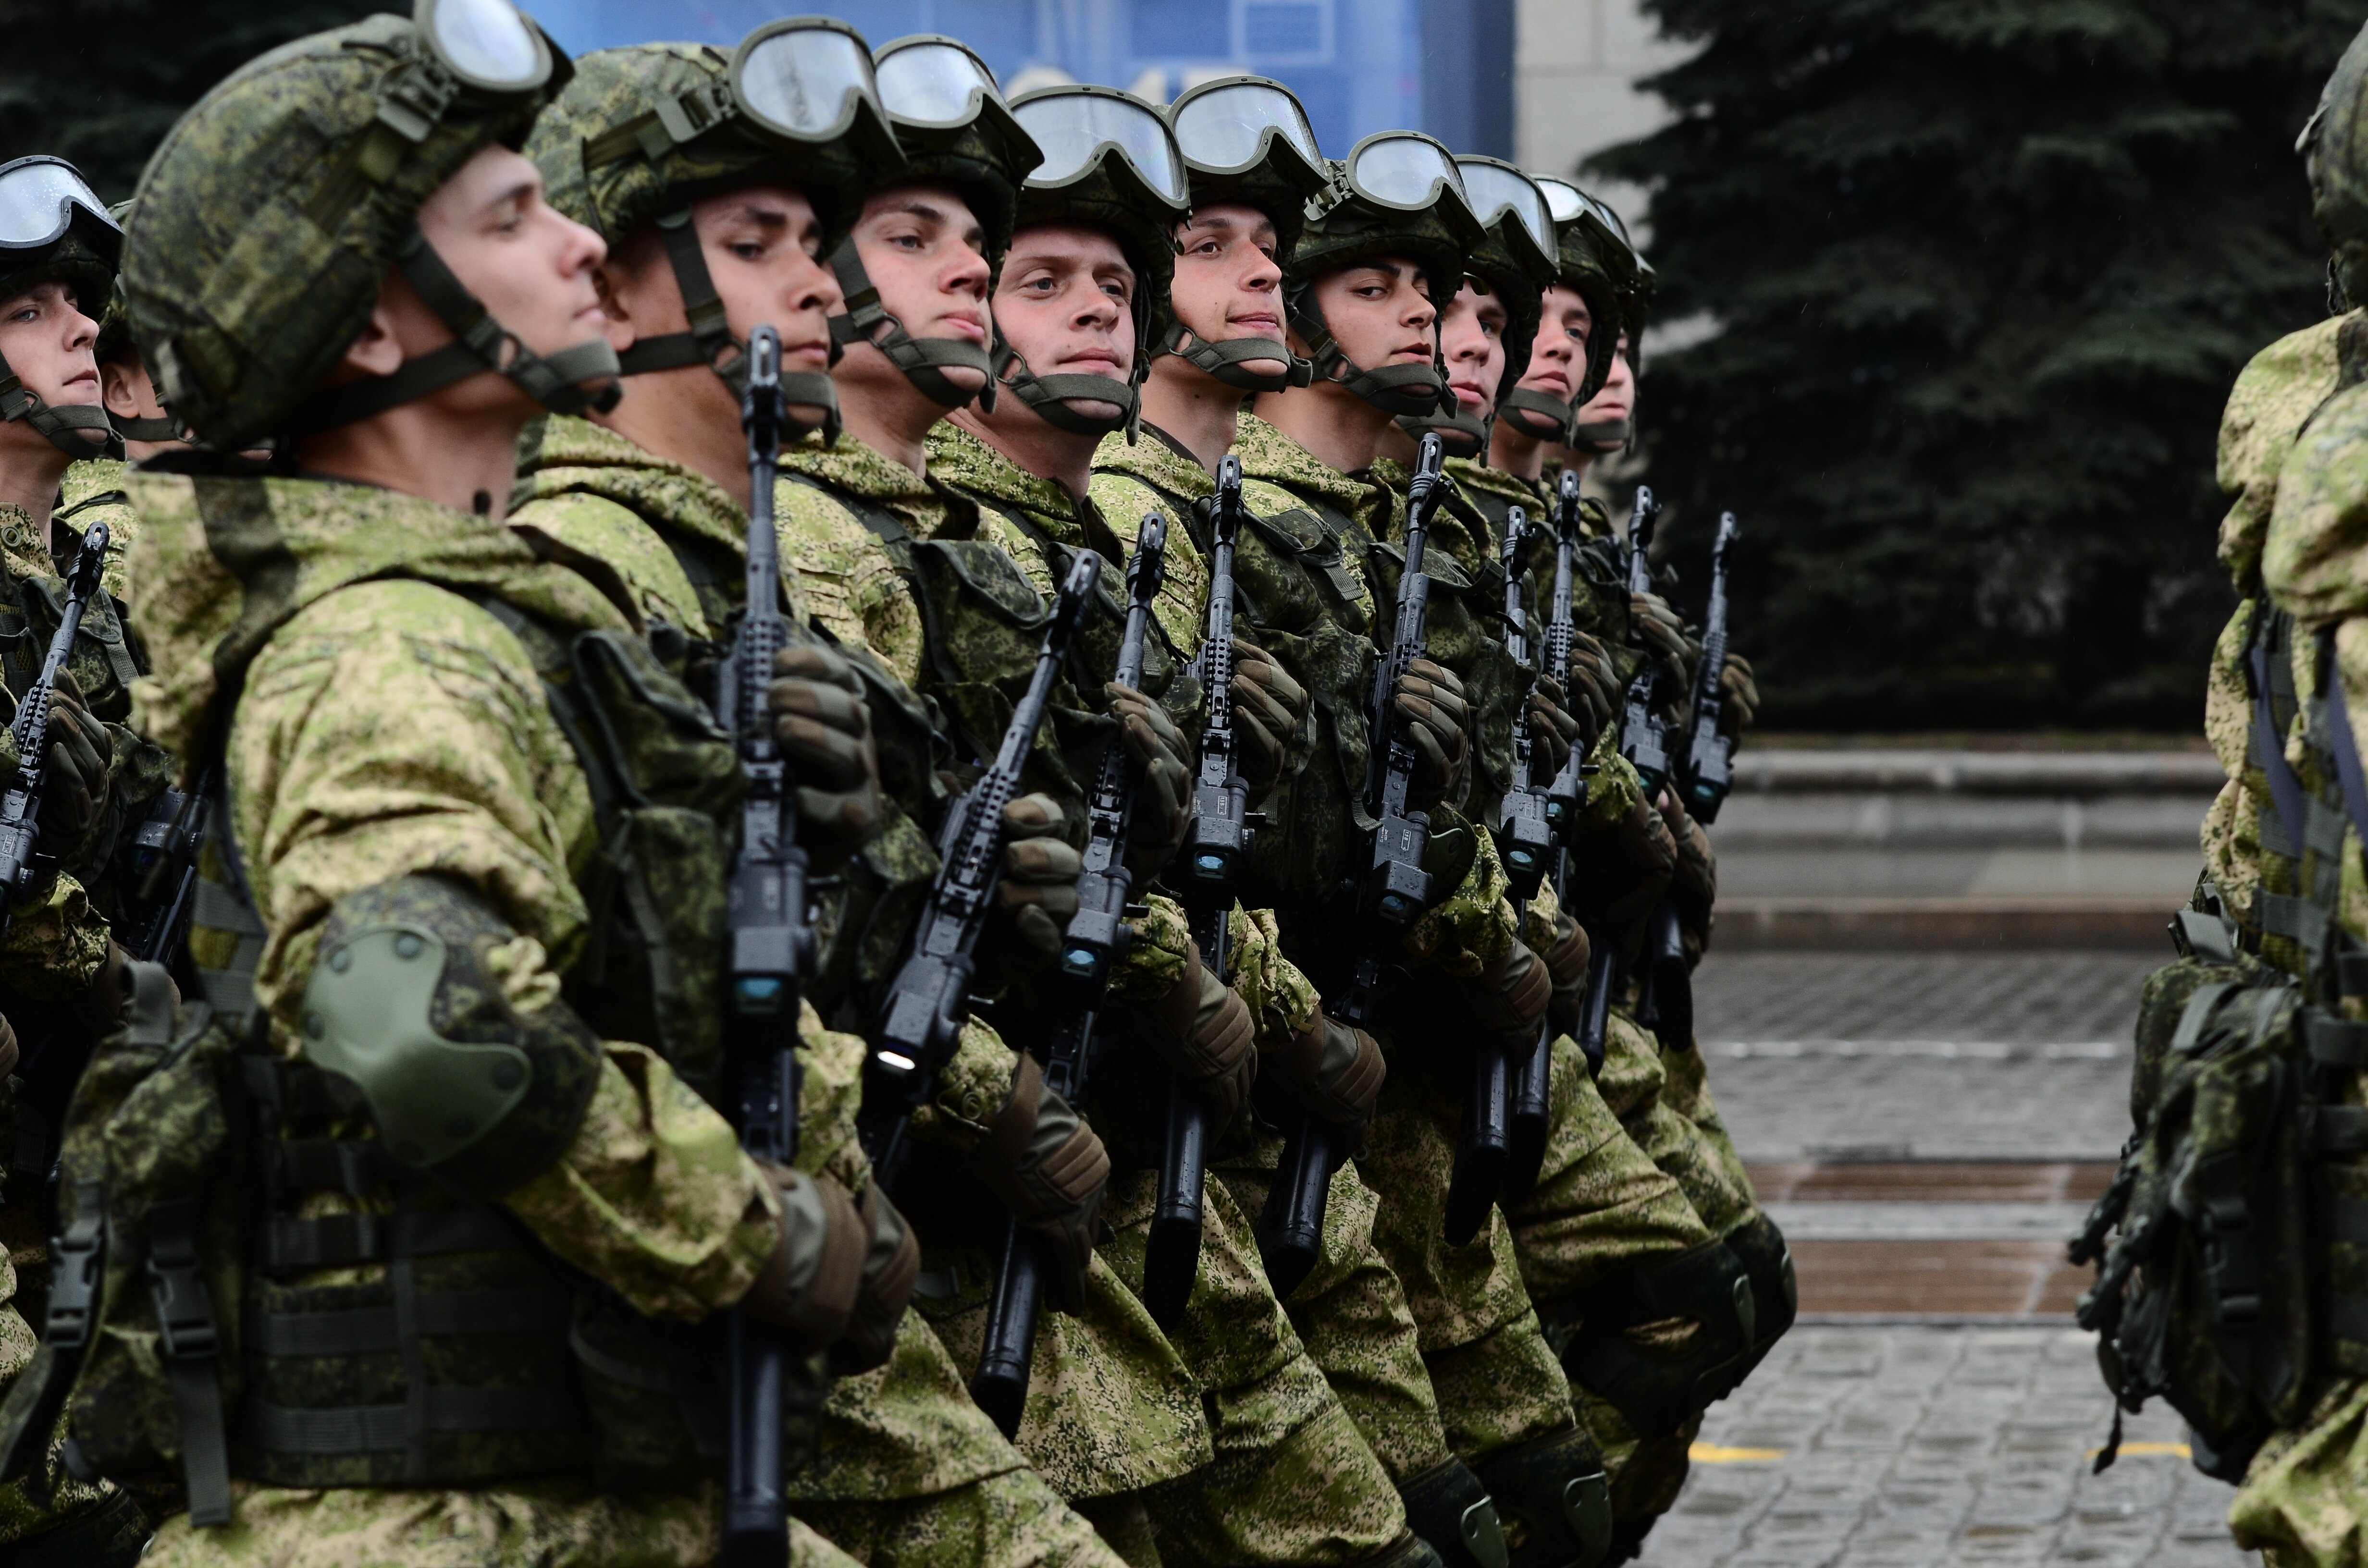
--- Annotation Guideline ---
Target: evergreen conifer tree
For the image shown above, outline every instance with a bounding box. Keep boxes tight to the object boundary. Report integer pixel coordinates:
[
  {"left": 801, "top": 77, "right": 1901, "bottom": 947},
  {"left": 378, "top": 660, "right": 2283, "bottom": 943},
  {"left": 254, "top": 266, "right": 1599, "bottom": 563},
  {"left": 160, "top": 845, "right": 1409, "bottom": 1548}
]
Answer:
[
  {"left": 0, "top": 0, "right": 392, "bottom": 201},
  {"left": 1591, "top": 0, "right": 2368, "bottom": 729}
]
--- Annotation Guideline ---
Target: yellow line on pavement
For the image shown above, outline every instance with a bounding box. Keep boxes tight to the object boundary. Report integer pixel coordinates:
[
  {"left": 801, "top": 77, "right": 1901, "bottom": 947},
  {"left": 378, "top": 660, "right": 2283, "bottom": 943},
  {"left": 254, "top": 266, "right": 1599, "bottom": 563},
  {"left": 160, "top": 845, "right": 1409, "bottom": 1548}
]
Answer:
[
  {"left": 2085, "top": 1441, "right": 2191, "bottom": 1459},
  {"left": 1689, "top": 1444, "right": 1787, "bottom": 1463}
]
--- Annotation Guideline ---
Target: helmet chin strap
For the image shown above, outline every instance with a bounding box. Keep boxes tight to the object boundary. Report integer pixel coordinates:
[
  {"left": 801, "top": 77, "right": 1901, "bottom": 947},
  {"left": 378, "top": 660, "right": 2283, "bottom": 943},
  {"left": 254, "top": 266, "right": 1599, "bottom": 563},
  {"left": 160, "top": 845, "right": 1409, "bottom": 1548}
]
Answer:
[
  {"left": 0, "top": 355, "right": 122, "bottom": 460},
  {"left": 1154, "top": 317, "right": 1311, "bottom": 393},
  {"left": 1285, "top": 283, "right": 1453, "bottom": 419},
  {"left": 1497, "top": 386, "right": 1576, "bottom": 443},
  {"left": 826, "top": 235, "right": 998, "bottom": 411},
  {"left": 1394, "top": 405, "right": 1489, "bottom": 457},
  {"left": 1574, "top": 416, "right": 1631, "bottom": 453},
  {"left": 294, "top": 225, "right": 623, "bottom": 436},
  {"left": 615, "top": 207, "right": 841, "bottom": 443}
]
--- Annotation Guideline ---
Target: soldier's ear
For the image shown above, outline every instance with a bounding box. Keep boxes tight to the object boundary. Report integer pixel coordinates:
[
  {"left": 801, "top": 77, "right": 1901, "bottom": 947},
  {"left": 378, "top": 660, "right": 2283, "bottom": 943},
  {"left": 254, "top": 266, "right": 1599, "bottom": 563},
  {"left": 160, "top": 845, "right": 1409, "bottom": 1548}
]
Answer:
[{"left": 329, "top": 269, "right": 420, "bottom": 382}]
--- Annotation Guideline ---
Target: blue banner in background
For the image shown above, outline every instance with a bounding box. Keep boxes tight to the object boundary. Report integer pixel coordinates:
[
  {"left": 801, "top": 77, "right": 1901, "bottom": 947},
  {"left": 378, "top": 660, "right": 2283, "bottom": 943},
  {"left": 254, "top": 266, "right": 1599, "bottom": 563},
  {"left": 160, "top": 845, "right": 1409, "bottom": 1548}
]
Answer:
[{"left": 528, "top": 0, "right": 1512, "bottom": 163}]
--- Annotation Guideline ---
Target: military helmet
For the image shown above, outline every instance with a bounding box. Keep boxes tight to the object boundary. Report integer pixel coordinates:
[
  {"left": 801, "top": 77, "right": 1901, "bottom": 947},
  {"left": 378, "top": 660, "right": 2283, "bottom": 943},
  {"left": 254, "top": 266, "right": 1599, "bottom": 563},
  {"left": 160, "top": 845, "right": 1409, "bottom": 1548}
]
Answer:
[
  {"left": 124, "top": 0, "right": 621, "bottom": 451},
  {"left": 1394, "top": 155, "right": 1554, "bottom": 453},
  {"left": 2306, "top": 23, "right": 2368, "bottom": 311},
  {"left": 529, "top": 25, "right": 902, "bottom": 429},
  {"left": 0, "top": 156, "right": 123, "bottom": 455},
  {"left": 1159, "top": 74, "right": 1327, "bottom": 392},
  {"left": 1287, "top": 131, "right": 1481, "bottom": 416},
  {"left": 1527, "top": 174, "right": 1628, "bottom": 426},
  {"left": 825, "top": 34, "right": 1043, "bottom": 410},
  {"left": 998, "top": 84, "right": 1190, "bottom": 437}
]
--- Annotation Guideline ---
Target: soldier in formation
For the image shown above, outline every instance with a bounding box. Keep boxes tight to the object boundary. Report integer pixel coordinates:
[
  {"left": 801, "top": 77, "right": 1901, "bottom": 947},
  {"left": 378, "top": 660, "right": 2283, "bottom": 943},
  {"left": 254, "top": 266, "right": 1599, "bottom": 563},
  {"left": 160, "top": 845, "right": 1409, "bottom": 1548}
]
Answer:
[{"left": 0, "top": 2, "right": 1777, "bottom": 1564}]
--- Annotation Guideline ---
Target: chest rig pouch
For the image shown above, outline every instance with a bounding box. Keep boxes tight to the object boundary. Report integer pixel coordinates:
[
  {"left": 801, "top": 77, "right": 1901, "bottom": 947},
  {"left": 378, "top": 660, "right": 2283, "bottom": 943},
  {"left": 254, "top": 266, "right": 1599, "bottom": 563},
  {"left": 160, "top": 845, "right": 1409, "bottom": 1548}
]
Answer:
[{"left": 2075, "top": 621, "right": 2368, "bottom": 1480}]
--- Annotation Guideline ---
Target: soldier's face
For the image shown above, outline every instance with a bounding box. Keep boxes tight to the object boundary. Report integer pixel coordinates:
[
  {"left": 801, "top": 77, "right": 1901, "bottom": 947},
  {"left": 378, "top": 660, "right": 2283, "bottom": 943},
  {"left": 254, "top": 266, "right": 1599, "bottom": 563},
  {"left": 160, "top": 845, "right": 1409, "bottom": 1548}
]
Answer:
[
  {"left": 413, "top": 144, "right": 610, "bottom": 411},
  {"left": 991, "top": 223, "right": 1135, "bottom": 427},
  {"left": 1169, "top": 203, "right": 1288, "bottom": 380},
  {"left": 1438, "top": 279, "right": 1507, "bottom": 420},
  {"left": 0, "top": 280, "right": 105, "bottom": 460},
  {"left": 1301, "top": 257, "right": 1435, "bottom": 373},
  {"left": 845, "top": 180, "right": 990, "bottom": 396},
  {"left": 1518, "top": 283, "right": 1590, "bottom": 404}
]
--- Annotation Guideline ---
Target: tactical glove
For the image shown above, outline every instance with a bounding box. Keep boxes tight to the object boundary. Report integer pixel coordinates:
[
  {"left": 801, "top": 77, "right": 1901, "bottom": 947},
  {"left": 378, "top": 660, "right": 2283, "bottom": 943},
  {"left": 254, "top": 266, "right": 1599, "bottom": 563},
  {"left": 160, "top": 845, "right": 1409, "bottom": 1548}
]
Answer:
[
  {"left": 1719, "top": 653, "right": 1758, "bottom": 739},
  {"left": 1458, "top": 941, "right": 1553, "bottom": 1052},
  {"left": 1395, "top": 658, "right": 1469, "bottom": 811},
  {"left": 1629, "top": 590, "right": 1693, "bottom": 695},
  {"left": 1540, "top": 911, "right": 1592, "bottom": 1038},
  {"left": 969, "top": 1052, "right": 1110, "bottom": 1314},
  {"left": 1564, "top": 630, "right": 1618, "bottom": 752},
  {"left": 67, "top": 940, "right": 133, "bottom": 1037},
  {"left": 36, "top": 670, "right": 111, "bottom": 860},
  {"left": 979, "top": 793, "right": 1082, "bottom": 982},
  {"left": 1231, "top": 636, "right": 1307, "bottom": 800},
  {"left": 1124, "top": 936, "right": 1258, "bottom": 1121},
  {"left": 1523, "top": 674, "right": 1583, "bottom": 786},
  {"left": 768, "top": 644, "right": 885, "bottom": 871},
  {"left": 1567, "top": 798, "right": 1677, "bottom": 943},
  {"left": 1261, "top": 1013, "right": 1385, "bottom": 1145},
  {"left": 1107, "top": 684, "right": 1193, "bottom": 880},
  {"left": 742, "top": 1164, "right": 918, "bottom": 1375}
]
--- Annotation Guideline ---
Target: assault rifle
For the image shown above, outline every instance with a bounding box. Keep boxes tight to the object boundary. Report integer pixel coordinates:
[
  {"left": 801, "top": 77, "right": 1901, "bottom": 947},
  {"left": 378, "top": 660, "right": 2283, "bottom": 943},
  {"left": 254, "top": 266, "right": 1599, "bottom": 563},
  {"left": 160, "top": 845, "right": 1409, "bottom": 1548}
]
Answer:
[
  {"left": 121, "top": 772, "right": 210, "bottom": 965},
  {"left": 856, "top": 550, "right": 1098, "bottom": 1436},
  {"left": 1616, "top": 486, "right": 1670, "bottom": 798},
  {"left": 0, "top": 522, "right": 108, "bottom": 935},
  {"left": 714, "top": 326, "right": 811, "bottom": 1568},
  {"left": 1547, "top": 474, "right": 1614, "bottom": 1080},
  {"left": 1497, "top": 504, "right": 1555, "bottom": 1203},
  {"left": 1678, "top": 512, "right": 1741, "bottom": 825},
  {"left": 977, "top": 513, "right": 1172, "bottom": 1408},
  {"left": 1260, "top": 434, "right": 1461, "bottom": 1285}
]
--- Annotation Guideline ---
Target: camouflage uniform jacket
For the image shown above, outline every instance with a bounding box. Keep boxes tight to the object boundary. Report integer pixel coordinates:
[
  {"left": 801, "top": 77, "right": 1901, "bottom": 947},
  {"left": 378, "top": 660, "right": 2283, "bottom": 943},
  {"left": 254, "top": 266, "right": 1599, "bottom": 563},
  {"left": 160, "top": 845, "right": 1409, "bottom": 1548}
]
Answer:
[
  {"left": 1228, "top": 414, "right": 1516, "bottom": 997},
  {"left": 507, "top": 415, "right": 1044, "bottom": 1502},
  {"left": 2202, "top": 315, "right": 2349, "bottom": 965},
  {"left": 770, "top": 431, "right": 1213, "bottom": 1500}
]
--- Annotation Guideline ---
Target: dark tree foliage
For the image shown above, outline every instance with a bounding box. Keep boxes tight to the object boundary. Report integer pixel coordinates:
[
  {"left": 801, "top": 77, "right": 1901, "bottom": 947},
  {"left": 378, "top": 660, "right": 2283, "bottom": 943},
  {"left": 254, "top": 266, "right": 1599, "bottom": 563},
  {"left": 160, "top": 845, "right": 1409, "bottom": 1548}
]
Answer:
[
  {"left": 0, "top": 0, "right": 394, "bottom": 202},
  {"left": 1591, "top": 0, "right": 2368, "bottom": 730}
]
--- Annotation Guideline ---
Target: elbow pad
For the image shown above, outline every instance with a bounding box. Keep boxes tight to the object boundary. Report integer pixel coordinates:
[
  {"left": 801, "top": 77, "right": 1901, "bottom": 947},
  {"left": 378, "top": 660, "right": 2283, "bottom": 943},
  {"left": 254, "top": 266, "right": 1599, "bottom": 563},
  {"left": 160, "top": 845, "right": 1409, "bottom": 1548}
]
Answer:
[{"left": 298, "top": 875, "right": 603, "bottom": 1198}]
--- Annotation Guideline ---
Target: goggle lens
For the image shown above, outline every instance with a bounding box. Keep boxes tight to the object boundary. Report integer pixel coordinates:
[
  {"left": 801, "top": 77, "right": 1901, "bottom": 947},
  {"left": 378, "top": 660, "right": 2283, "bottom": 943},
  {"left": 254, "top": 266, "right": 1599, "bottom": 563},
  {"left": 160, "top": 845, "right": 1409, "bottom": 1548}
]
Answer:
[
  {"left": 1012, "top": 91, "right": 1186, "bottom": 205},
  {"left": 1457, "top": 160, "right": 1552, "bottom": 255},
  {"left": 1535, "top": 176, "right": 1588, "bottom": 226},
  {"left": 0, "top": 159, "right": 113, "bottom": 251},
  {"left": 1350, "top": 135, "right": 1465, "bottom": 214},
  {"left": 876, "top": 40, "right": 1000, "bottom": 128},
  {"left": 418, "top": 0, "right": 545, "bottom": 88},
  {"left": 1173, "top": 82, "right": 1320, "bottom": 172},
  {"left": 737, "top": 25, "right": 878, "bottom": 140}
]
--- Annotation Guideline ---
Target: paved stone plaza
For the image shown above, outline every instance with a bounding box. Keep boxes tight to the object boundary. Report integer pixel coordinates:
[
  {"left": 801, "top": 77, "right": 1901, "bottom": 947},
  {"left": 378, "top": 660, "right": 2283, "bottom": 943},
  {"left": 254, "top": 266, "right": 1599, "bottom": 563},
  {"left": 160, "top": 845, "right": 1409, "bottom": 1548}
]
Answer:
[{"left": 1633, "top": 948, "right": 2262, "bottom": 1566}]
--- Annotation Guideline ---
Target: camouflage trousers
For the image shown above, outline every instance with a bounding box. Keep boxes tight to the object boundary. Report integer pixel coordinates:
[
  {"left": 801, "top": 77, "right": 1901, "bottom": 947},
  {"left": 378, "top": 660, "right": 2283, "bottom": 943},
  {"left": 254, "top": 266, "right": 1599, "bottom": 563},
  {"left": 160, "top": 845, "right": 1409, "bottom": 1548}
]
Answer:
[
  {"left": 138, "top": 1479, "right": 721, "bottom": 1568},
  {"left": 1098, "top": 1164, "right": 1408, "bottom": 1568},
  {"left": 1596, "top": 1012, "right": 1758, "bottom": 1238},
  {"left": 798, "top": 1468, "right": 1129, "bottom": 1568},
  {"left": 1213, "top": 1125, "right": 1456, "bottom": 1487},
  {"left": 2233, "top": 1376, "right": 2368, "bottom": 1567}
]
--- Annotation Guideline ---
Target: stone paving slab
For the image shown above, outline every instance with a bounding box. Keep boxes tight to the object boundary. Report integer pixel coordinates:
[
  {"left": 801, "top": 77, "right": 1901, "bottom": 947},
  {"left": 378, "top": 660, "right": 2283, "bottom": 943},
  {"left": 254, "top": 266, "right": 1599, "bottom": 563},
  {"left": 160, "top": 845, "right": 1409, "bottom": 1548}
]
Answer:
[{"left": 1636, "top": 1326, "right": 2258, "bottom": 1568}]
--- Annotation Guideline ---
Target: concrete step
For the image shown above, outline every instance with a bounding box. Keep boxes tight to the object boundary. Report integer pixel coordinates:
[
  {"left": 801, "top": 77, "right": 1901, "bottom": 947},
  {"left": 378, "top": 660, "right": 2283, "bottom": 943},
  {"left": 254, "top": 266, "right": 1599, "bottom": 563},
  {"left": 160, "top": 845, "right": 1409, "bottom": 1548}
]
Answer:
[{"left": 1715, "top": 897, "right": 2173, "bottom": 950}]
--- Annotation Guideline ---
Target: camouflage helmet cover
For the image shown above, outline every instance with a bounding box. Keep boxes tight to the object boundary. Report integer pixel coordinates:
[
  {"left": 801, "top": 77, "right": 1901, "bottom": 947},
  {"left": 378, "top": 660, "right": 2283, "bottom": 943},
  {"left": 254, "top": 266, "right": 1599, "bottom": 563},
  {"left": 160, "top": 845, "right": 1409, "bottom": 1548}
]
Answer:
[
  {"left": 123, "top": 8, "right": 570, "bottom": 448},
  {"left": 1532, "top": 174, "right": 1626, "bottom": 404},
  {"left": 2306, "top": 19, "right": 2368, "bottom": 307}
]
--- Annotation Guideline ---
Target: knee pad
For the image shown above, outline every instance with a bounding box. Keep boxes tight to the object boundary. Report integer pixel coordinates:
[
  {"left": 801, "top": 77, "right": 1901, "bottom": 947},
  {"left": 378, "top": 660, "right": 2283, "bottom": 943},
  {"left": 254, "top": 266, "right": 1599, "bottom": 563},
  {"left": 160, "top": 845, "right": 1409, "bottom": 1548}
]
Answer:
[
  {"left": 1551, "top": 1239, "right": 1755, "bottom": 1441},
  {"left": 1400, "top": 1456, "right": 1510, "bottom": 1568},
  {"left": 1722, "top": 1211, "right": 1797, "bottom": 1373},
  {"left": 1471, "top": 1424, "right": 1614, "bottom": 1568}
]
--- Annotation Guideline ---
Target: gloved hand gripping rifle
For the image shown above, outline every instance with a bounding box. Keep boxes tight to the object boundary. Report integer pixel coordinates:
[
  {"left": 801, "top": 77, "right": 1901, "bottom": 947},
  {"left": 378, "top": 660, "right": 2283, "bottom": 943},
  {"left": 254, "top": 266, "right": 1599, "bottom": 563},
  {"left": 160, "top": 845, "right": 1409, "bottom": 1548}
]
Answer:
[
  {"left": 0, "top": 520, "right": 108, "bottom": 935},
  {"left": 1496, "top": 504, "right": 1557, "bottom": 1204},
  {"left": 1258, "top": 432, "right": 1455, "bottom": 1289},
  {"left": 854, "top": 550, "right": 1100, "bottom": 1437},
  {"left": 714, "top": 326, "right": 814, "bottom": 1568},
  {"left": 1550, "top": 472, "right": 1614, "bottom": 1079}
]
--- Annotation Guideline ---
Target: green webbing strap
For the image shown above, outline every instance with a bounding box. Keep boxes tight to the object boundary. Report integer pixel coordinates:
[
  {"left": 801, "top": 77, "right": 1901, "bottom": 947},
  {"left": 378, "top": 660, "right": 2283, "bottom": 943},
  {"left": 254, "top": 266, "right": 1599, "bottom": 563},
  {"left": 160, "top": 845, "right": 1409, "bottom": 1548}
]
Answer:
[
  {"left": 147, "top": 1197, "right": 230, "bottom": 1526},
  {"left": 2171, "top": 983, "right": 2239, "bottom": 1054},
  {"left": 826, "top": 234, "right": 998, "bottom": 409},
  {"left": 245, "top": 1286, "right": 571, "bottom": 1358},
  {"left": 2321, "top": 1189, "right": 2368, "bottom": 1244},
  {"left": 2310, "top": 1104, "right": 2368, "bottom": 1156},
  {"left": 615, "top": 209, "right": 740, "bottom": 383},
  {"left": 2306, "top": 1009, "right": 2368, "bottom": 1067},
  {"left": 80, "top": 592, "right": 142, "bottom": 695},
  {"left": 2260, "top": 800, "right": 2295, "bottom": 859},
  {"left": 190, "top": 865, "right": 266, "bottom": 1026},
  {"left": 0, "top": 1181, "right": 103, "bottom": 1485},
  {"left": 2325, "top": 1288, "right": 2368, "bottom": 1348},
  {"left": 2257, "top": 892, "right": 2329, "bottom": 952},
  {"left": 1498, "top": 385, "right": 1576, "bottom": 441},
  {"left": 1153, "top": 315, "right": 1311, "bottom": 392},
  {"left": 259, "top": 1205, "right": 522, "bottom": 1274},
  {"left": 246, "top": 1384, "right": 573, "bottom": 1457},
  {"left": 271, "top": 1137, "right": 390, "bottom": 1199}
]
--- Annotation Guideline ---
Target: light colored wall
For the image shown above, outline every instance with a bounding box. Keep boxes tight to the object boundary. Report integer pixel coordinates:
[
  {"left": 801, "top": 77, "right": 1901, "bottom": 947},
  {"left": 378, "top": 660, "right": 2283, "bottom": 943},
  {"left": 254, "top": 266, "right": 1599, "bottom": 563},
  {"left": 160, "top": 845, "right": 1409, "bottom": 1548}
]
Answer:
[{"left": 1515, "top": 0, "right": 1694, "bottom": 244}]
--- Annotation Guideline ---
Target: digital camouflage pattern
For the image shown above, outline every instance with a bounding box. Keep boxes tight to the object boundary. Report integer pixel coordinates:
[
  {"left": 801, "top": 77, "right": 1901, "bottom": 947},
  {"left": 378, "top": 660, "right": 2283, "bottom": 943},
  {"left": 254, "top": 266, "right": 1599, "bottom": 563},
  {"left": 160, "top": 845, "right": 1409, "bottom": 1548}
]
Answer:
[
  {"left": 2220, "top": 313, "right": 2350, "bottom": 596},
  {"left": 795, "top": 1466, "right": 1129, "bottom": 1568},
  {"left": 1087, "top": 428, "right": 1215, "bottom": 658},
  {"left": 773, "top": 433, "right": 948, "bottom": 690},
  {"left": 508, "top": 418, "right": 1073, "bottom": 1519},
  {"left": 119, "top": 469, "right": 788, "bottom": 1554}
]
